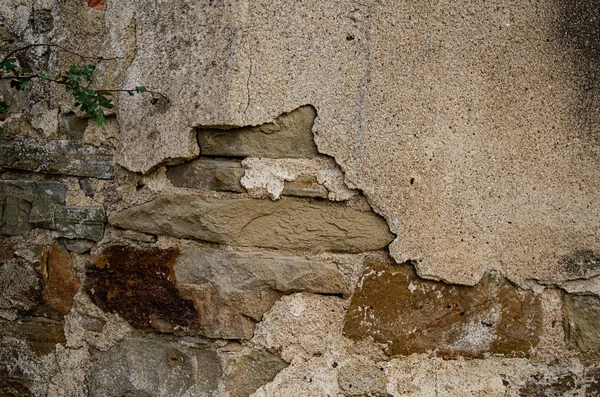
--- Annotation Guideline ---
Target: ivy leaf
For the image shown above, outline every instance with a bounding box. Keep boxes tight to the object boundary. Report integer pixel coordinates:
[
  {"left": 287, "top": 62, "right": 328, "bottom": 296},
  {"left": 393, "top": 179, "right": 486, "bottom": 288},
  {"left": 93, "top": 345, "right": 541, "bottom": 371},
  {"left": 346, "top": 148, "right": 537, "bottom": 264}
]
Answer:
[
  {"left": 150, "top": 97, "right": 159, "bottom": 105},
  {"left": 0, "top": 59, "right": 17, "bottom": 73},
  {"left": 94, "top": 111, "right": 106, "bottom": 126},
  {"left": 135, "top": 86, "right": 147, "bottom": 93},
  {"left": 10, "top": 79, "right": 29, "bottom": 91}
]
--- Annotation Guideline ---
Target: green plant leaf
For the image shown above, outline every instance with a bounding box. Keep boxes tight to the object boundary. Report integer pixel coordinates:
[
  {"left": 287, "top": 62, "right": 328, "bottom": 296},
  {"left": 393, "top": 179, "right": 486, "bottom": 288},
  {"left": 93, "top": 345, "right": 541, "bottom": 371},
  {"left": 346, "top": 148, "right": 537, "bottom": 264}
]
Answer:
[
  {"left": 94, "top": 111, "right": 106, "bottom": 126},
  {"left": 0, "top": 59, "right": 17, "bottom": 73},
  {"left": 9, "top": 79, "right": 29, "bottom": 91}
]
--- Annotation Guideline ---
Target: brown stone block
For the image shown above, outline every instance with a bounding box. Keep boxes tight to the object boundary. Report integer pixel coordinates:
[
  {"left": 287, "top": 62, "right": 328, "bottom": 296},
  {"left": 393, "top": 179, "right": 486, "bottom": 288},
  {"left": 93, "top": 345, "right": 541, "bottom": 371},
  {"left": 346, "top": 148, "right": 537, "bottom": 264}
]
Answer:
[
  {"left": 564, "top": 293, "right": 600, "bottom": 359},
  {"left": 344, "top": 260, "right": 542, "bottom": 358},
  {"left": 40, "top": 245, "right": 80, "bottom": 315},
  {"left": 166, "top": 158, "right": 246, "bottom": 192},
  {"left": 197, "top": 106, "right": 319, "bottom": 159},
  {"left": 108, "top": 195, "right": 394, "bottom": 253},
  {"left": 86, "top": 245, "right": 197, "bottom": 332}
]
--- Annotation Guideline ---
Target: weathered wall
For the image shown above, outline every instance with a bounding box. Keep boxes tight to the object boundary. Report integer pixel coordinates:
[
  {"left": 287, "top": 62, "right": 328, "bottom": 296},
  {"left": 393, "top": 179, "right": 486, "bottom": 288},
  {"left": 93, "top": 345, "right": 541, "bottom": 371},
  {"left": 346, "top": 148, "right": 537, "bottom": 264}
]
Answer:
[{"left": 1, "top": 0, "right": 600, "bottom": 396}]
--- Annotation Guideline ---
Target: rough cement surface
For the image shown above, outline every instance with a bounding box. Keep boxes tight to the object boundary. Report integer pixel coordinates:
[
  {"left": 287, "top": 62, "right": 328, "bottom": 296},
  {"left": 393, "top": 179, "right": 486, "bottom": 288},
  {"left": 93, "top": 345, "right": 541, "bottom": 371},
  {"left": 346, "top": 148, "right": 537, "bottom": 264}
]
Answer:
[{"left": 241, "top": 157, "right": 357, "bottom": 201}]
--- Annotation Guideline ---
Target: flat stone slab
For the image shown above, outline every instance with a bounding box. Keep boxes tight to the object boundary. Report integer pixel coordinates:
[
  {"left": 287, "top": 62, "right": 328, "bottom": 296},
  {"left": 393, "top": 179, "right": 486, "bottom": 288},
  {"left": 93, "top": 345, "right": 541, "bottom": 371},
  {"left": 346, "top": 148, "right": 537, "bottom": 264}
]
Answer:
[
  {"left": 175, "top": 247, "right": 347, "bottom": 339},
  {"left": 109, "top": 195, "right": 393, "bottom": 253},
  {"left": 197, "top": 106, "right": 319, "bottom": 159},
  {"left": 0, "top": 181, "right": 106, "bottom": 241},
  {"left": 0, "top": 138, "right": 114, "bottom": 179},
  {"left": 88, "top": 335, "right": 220, "bottom": 397},
  {"left": 166, "top": 158, "right": 246, "bottom": 192},
  {"left": 343, "top": 260, "right": 542, "bottom": 358}
]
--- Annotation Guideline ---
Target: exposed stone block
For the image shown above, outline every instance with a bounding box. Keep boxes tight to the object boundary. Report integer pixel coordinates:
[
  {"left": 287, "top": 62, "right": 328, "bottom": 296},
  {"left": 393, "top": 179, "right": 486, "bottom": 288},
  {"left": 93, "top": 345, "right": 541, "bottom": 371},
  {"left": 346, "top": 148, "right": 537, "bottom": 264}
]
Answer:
[
  {"left": 0, "top": 316, "right": 64, "bottom": 395},
  {"left": 40, "top": 245, "right": 80, "bottom": 315},
  {"left": 62, "top": 239, "right": 95, "bottom": 254},
  {"left": 87, "top": 335, "right": 220, "bottom": 397},
  {"left": 166, "top": 158, "right": 246, "bottom": 192},
  {"left": 0, "top": 139, "right": 114, "bottom": 179},
  {"left": 86, "top": 245, "right": 198, "bottom": 332},
  {"left": 53, "top": 206, "right": 106, "bottom": 242},
  {"left": 175, "top": 247, "right": 347, "bottom": 339},
  {"left": 114, "top": 229, "right": 157, "bottom": 243},
  {"left": 0, "top": 181, "right": 106, "bottom": 241},
  {"left": 564, "top": 293, "right": 600, "bottom": 359},
  {"left": 343, "top": 260, "right": 542, "bottom": 358},
  {"left": 109, "top": 195, "right": 393, "bottom": 253},
  {"left": 0, "top": 317, "right": 65, "bottom": 356},
  {"left": 0, "top": 242, "right": 41, "bottom": 313},
  {"left": 197, "top": 106, "right": 319, "bottom": 159},
  {"left": 0, "top": 181, "right": 66, "bottom": 236},
  {"left": 221, "top": 347, "right": 288, "bottom": 397}
]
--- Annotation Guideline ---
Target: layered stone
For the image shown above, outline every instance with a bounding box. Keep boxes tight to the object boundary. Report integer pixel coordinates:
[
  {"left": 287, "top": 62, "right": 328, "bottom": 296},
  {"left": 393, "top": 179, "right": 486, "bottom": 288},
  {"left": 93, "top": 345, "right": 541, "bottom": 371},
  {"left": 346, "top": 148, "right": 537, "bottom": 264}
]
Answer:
[
  {"left": 166, "top": 158, "right": 246, "bottom": 192},
  {"left": 175, "top": 247, "right": 347, "bottom": 339},
  {"left": 109, "top": 195, "right": 393, "bottom": 253},
  {"left": 0, "top": 138, "right": 114, "bottom": 179},
  {"left": 197, "top": 106, "right": 319, "bottom": 159},
  {"left": 344, "top": 260, "right": 542, "bottom": 358},
  {"left": 0, "top": 181, "right": 106, "bottom": 241},
  {"left": 563, "top": 293, "right": 600, "bottom": 359},
  {"left": 0, "top": 181, "right": 66, "bottom": 236}
]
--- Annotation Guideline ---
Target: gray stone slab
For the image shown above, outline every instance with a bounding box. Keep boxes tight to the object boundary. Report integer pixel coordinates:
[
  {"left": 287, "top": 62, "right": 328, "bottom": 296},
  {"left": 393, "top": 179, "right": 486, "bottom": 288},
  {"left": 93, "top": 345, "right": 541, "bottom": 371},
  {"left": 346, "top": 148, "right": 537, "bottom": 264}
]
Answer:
[
  {"left": 166, "top": 158, "right": 246, "bottom": 192},
  {"left": 197, "top": 106, "right": 319, "bottom": 159},
  {"left": 0, "top": 181, "right": 66, "bottom": 235},
  {"left": 0, "top": 139, "right": 114, "bottom": 179},
  {"left": 87, "top": 335, "right": 221, "bottom": 397},
  {"left": 0, "top": 180, "right": 105, "bottom": 240},
  {"left": 54, "top": 206, "right": 106, "bottom": 242},
  {"left": 109, "top": 195, "right": 394, "bottom": 253}
]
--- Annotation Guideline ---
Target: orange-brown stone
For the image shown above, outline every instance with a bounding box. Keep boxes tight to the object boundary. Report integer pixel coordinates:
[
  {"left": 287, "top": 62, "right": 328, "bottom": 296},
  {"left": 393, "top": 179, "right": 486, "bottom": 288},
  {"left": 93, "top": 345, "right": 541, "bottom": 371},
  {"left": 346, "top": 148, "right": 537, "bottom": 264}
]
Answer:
[
  {"left": 344, "top": 260, "right": 542, "bottom": 358},
  {"left": 86, "top": 0, "right": 104, "bottom": 11},
  {"left": 40, "top": 245, "right": 80, "bottom": 315}
]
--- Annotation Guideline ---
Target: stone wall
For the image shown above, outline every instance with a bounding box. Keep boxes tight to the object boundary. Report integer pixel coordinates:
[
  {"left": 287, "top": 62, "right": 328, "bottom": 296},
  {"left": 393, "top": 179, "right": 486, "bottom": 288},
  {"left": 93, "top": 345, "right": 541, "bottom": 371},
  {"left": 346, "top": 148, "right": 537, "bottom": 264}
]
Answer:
[{"left": 1, "top": 0, "right": 600, "bottom": 396}]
